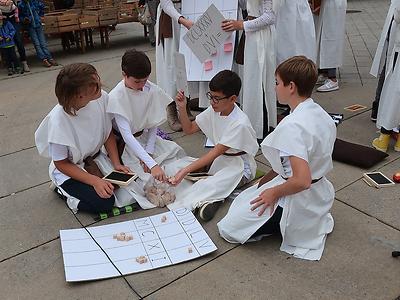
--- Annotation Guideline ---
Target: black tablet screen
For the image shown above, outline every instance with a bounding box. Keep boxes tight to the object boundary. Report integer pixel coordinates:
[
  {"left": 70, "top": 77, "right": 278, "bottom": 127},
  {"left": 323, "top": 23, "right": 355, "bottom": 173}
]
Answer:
[
  {"left": 105, "top": 172, "right": 134, "bottom": 182},
  {"left": 367, "top": 173, "right": 392, "bottom": 184}
]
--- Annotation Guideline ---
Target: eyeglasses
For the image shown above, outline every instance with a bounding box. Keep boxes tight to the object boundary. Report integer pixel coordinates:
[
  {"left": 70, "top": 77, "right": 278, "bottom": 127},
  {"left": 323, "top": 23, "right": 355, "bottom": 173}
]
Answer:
[{"left": 206, "top": 92, "right": 230, "bottom": 104}]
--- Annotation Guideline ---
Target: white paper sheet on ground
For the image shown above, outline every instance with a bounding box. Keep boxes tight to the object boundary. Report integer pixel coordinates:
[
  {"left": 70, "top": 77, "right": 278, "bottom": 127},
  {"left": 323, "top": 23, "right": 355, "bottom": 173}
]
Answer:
[
  {"left": 59, "top": 208, "right": 217, "bottom": 282},
  {"left": 180, "top": 1, "right": 238, "bottom": 81},
  {"left": 174, "top": 52, "right": 190, "bottom": 97}
]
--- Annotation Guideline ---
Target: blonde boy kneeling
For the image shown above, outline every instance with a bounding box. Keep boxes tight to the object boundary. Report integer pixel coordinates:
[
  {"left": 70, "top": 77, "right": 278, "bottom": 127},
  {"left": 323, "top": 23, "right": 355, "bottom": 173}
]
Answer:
[{"left": 218, "top": 56, "right": 337, "bottom": 260}]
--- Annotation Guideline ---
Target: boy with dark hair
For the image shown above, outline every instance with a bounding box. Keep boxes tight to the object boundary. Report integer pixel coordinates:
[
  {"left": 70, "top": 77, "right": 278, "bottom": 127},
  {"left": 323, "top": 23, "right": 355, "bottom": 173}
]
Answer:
[
  {"left": 107, "top": 49, "right": 186, "bottom": 209},
  {"left": 167, "top": 70, "right": 259, "bottom": 221},
  {"left": 218, "top": 56, "right": 337, "bottom": 260}
]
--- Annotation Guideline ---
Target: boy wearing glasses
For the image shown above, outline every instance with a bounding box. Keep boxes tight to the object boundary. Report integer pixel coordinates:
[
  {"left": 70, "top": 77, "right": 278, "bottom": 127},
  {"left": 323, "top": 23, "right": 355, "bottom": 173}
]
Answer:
[
  {"left": 107, "top": 49, "right": 186, "bottom": 209},
  {"left": 168, "top": 70, "right": 259, "bottom": 221},
  {"left": 218, "top": 56, "right": 336, "bottom": 260}
]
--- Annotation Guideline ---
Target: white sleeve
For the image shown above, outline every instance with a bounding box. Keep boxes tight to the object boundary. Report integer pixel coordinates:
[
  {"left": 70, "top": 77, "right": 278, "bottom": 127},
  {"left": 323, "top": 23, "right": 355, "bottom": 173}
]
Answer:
[
  {"left": 49, "top": 143, "right": 69, "bottom": 161},
  {"left": 160, "top": 0, "right": 182, "bottom": 23},
  {"left": 145, "top": 127, "right": 157, "bottom": 155},
  {"left": 243, "top": 0, "right": 275, "bottom": 32},
  {"left": 114, "top": 114, "right": 157, "bottom": 169}
]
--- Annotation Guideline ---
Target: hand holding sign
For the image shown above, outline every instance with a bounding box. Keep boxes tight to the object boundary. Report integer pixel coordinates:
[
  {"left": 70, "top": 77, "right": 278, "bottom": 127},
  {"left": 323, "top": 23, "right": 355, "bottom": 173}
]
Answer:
[{"left": 183, "top": 4, "right": 232, "bottom": 63}]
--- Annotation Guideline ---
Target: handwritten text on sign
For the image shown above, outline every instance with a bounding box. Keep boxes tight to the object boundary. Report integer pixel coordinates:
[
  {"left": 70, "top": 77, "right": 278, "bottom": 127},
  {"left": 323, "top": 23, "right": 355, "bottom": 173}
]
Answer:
[{"left": 183, "top": 4, "right": 231, "bottom": 63}]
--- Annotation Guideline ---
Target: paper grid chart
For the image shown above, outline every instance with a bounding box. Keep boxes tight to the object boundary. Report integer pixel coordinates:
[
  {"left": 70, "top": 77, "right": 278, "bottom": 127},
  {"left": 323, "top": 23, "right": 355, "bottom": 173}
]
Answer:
[
  {"left": 60, "top": 208, "right": 217, "bottom": 282},
  {"left": 179, "top": 0, "right": 238, "bottom": 81}
]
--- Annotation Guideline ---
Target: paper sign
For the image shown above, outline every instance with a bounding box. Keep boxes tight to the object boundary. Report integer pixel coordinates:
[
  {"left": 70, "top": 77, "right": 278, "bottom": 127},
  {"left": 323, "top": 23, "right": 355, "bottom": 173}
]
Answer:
[
  {"left": 183, "top": 4, "right": 231, "bottom": 63},
  {"left": 174, "top": 52, "right": 190, "bottom": 97},
  {"left": 60, "top": 209, "right": 217, "bottom": 282}
]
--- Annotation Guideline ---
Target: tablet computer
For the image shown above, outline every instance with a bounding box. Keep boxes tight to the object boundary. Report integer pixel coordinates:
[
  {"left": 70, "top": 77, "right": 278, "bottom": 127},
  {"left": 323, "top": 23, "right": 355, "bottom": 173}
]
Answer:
[
  {"left": 103, "top": 171, "right": 138, "bottom": 186},
  {"left": 185, "top": 172, "right": 211, "bottom": 182},
  {"left": 363, "top": 172, "right": 395, "bottom": 188}
]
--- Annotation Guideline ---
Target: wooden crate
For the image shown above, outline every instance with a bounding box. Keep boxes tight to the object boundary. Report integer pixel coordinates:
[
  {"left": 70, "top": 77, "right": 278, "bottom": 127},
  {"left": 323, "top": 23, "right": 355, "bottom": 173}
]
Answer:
[
  {"left": 42, "top": 12, "right": 80, "bottom": 33},
  {"left": 79, "top": 14, "right": 99, "bottom": 29},
  {"left": 84, "top": 8, "right": 118, "bottom": 26},
  {"left": 118, "top": 8, "right": 138, "bottom": 23}
]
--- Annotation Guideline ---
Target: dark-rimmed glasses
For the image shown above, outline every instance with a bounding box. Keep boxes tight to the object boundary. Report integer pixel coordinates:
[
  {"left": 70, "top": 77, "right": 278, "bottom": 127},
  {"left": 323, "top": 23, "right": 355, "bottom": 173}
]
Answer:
[{"left": 206, "top": 91, "right": 230, "bottom": 104}]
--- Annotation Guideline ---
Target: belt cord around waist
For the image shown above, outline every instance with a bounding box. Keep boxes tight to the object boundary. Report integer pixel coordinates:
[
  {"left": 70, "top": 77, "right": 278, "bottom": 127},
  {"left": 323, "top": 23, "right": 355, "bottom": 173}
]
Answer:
[
  {"left": 281, "top": 176, "right": 322, "bottom": 184},
  {"left": 223, "top": 151, "right": 246, "bottom": 157}
]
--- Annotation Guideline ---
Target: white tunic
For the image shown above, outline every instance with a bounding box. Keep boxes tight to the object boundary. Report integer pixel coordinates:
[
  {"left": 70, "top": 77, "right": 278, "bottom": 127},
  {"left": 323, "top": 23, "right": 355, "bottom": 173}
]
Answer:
[
  {"left": 218, "top": 99, "right": 337, "bottom": 261},
  {"left": 34, "top": 91, "right": 136, "bottom": 211},
  {"left": 242, "top": 0, "right": 277, "bottom": 139},
  {"left": 315, "top": 0, "right": 347, "bottom": 69},
  {"left": 107, "top": 80, "right": 186, "bottom": 209},
  {"left": 370, "top": 0, "right": 400, "bottom": 77},
  {"left": 377, "top": 8, "right": 400, "bottom": 131},
  {"left": 155, "top": 0, "right": 209, "bottom": 108},
  {"left": 275, "top": 0, "right": 317, "bottom": 64},
  {"left": 165, "top": 104, "right": 259, "bottom": 211}
]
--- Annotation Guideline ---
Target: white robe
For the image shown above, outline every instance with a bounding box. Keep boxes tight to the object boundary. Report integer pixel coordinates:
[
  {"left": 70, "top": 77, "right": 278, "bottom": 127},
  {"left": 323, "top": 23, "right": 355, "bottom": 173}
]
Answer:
[
  {"left": 155, "top": 1, "right": 209, "bottom": 108},
  {"left": 242, "top": 0, "right": 277, "bottom": 139},
  {"left": 165, "top": 104, "right": 259, "bottom": 211},
  {"left": 34, "top": 91, "right": 136, "bottom": 212},
  {"left": 377, "top": 9, "right": 400, "bottom": 131},
  {"left": 275, "top": 0, "right": 317, "bottom": 64},
  {"left": 370, "top": 0, "right": 400, "bottom": 77},
  {"left": 218, "top": 99, "right": 337, "bottom": 261},
  {"left": 107, "top": 80, "right": 186, "bottom": 209},
  {"left": 315, "top": 0, "right": 347, "bottom": 69}
]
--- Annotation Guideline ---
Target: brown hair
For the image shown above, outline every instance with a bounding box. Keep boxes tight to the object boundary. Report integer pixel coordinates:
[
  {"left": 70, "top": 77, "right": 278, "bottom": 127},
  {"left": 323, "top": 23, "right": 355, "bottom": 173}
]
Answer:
[
  {"left": 121, "top": 49, "right": 151, "bottom": 78},
  {"left": 275, "top": 56, "right": 318, "bottom": 98},
  {"left": 55, "top": 63, "right": 100, "bottom": 115}
]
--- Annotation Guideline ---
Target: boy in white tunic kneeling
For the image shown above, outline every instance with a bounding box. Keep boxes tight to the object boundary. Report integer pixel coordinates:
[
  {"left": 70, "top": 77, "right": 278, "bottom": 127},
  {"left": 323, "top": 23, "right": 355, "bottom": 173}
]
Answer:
[
  {"left": 35, "top": 63, "right": 136, "bottom": 214},
  {"left": 107, "top": 49, "right": 186, "bottom": 209},
  {"left": 169, "top": 70, "right": 259, "bottom": 221},
  {"left": 218, "top": 56, "right": 337, "bottom": 260}
]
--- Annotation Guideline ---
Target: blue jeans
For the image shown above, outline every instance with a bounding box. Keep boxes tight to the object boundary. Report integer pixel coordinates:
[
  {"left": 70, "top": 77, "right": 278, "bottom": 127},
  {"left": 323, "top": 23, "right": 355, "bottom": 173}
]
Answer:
[
  {"left": 8, "top": 20, "right": 27, "bottom": 61},
  {"left": 28, "top": 25, "right": 52, "bottom": 61}
]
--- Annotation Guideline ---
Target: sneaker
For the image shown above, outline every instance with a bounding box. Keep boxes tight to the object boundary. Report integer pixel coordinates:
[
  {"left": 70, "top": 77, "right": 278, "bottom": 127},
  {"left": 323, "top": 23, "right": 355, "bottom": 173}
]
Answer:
[
  {"left": 42, "top": 59, "right": 52, "bottom": 67},
  {"left": 22, "top": 61, "right": 30, "bottom": 72},
  {"left": 7, "top": 68, "right": 13, "bottom": 76},
  {"left": 16, "top": 67, "right": 24, "bottom": 74},
  {"left": 316, "top": 74, "right": 328, "bottom": 85},
  {"left": 198, "top": 201, "right": 222, "bottom": 222},
  {"left": 48, "top": 59, "right": 58, "bottom": 66},
  {"left": 316, "top": 79, "right": 339, "bottom": 92}
]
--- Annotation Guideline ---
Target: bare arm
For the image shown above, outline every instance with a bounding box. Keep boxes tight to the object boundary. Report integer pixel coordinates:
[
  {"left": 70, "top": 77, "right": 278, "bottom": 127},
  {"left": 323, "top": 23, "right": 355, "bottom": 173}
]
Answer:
[
  {"left": 104, "top": 131, "right": 130, "bottom": 173},
  {"left": 175, "top": 90, "right": 200, "bottom": 134},
  {"left": 170, "top": 144, "right": 229, "bottom": 185},
  {"left": 250, "top": 156, "right": 312, "bottom": 216}
]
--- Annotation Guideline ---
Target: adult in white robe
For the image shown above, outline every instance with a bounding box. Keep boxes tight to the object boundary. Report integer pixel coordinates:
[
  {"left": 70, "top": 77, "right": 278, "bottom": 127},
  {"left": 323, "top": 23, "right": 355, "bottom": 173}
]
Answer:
[
  {"left": 35, "top": 91, "right": 136, "bottom": 212},
  {"left": 375, "top": 8, "right": 400, "bottom": 147},
  {"left": 107, "top": 80, "right": 186, "bottom": 209},
  {"left": 315, "top": 0, "right": 347, "bottom": 70},
  {"left": 155, "top": 0, "right": 209, "bottom": 109},
  {"left": 218, "top": 99, "right": 337, "bottom": 261},
  {"left": 275, "top": 0, "right": 317, "bottom": 64},
  {"left": 165, "top": 104, "right": 259, "bottom": 211},
  {"left": 370, "top": 0, "right": 400, "bottom": 78},
  {"left": 242, "top": 0, "right": 277, "bottom": 139}
]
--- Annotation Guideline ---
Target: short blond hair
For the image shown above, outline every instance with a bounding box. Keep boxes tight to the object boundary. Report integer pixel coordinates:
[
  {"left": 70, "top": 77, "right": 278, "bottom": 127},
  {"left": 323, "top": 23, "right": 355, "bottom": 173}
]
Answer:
[
  {"left": 275, "top": 56, "right": 318, "bottom": 98},
  {"left": 55, "top": 63, "right": 100, "bottom": 115}
]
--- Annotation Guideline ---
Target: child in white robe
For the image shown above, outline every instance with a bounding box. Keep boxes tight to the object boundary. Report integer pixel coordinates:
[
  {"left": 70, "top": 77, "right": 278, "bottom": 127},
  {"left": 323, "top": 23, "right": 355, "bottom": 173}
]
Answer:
[
  {"left": 218, "top": 56, "right": 337, "bottom": 261},
  {"left": 107, "top": 49, "right": 186, "bottom": 209},
  {"left": 222, "top": 0, "right": 277, "bottom": 140},
  {"left": 35, "top": 63, "right": 136, "bottom": 214},
  {"left": 372, "top": 7, "right": 400, "bottom": 153},
  {"left": 168, "top": 70, "right": 259, "bottom": 221}
]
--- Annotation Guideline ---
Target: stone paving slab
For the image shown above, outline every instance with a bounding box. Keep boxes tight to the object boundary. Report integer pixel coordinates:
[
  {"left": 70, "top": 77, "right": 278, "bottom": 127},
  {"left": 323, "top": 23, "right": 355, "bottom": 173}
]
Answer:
[
  {"left": 0, "top": 184, "right": 78, "bottom": 262},
  {"left": 145, "top": 201, "right": 400, "bottom": 300},
  {"left": 0, "top": 239, "right": 139, "bottom": 300},
  {"left": 336, "top": 156, "right": 400, "bottom": 229},
  {"left": 0, "top": 148, "right": 50, "bottom": 198}
]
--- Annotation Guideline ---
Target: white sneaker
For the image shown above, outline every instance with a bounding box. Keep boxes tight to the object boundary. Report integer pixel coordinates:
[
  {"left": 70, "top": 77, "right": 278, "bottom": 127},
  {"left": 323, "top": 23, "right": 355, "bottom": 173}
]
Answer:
[
  {"left": 316, "top": 74, "right": 328, "bottom": 85},
  {"left": 316, "top": 79, "right": 339, "bottom": 92}
]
